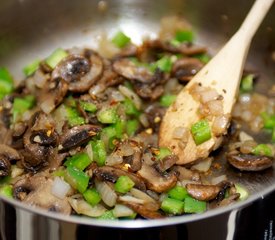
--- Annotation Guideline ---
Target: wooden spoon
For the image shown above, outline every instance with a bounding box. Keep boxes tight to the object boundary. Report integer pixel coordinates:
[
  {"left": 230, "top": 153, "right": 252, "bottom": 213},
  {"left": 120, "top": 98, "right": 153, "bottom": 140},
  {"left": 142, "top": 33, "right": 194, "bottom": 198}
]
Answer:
[{"left": 159, "top": 0, "right": 274, "bottom": 165}]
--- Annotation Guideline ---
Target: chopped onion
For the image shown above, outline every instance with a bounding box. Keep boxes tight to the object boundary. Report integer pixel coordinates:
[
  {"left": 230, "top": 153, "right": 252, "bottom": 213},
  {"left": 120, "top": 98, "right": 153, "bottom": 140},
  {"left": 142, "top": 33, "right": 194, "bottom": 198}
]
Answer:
[
  {"left": 211, "top": 175, "right": 227, "bottom": 185},
  {"left": 10, "top": 165, "right": 24, "bottom": 178},
  {"left": 239, "top": 93, "right": 251, "bottom": 104},
  {"left": 85, "top": 143, "right": 93, "bottom": 162},
  {"left": 118, "top": 85, "right": 142, "bottom": 110},
  {"left": 89, "top": 84, "right": 105, "bottom": 96},
  {"left": 119, "top": 195, "right": 144, "bottom": 204},
  {"left": 110, "top": 90, "right": 125, "bottom": 102},
  {"left": 191, "top": 157, "right": 212, "bottom": 172},
  {"left": 95, "top": 180, "right": 117, "bottom": 207},
  {"left": 118, "top": 142, "right": 134, "bottom": 156},
  {"left": 68, "top": 197, "right": 106, "bottom": 217},
  {"left": 130, "top": 188, "right": 156, "bottom": 203},
  {"left": 113, "top": 204, "right": 134, "bottom": 218},
  {"left": 51, "top": 177, "right": 71, "bottom": 199},
  {"left": 172, "top": 127, "right": 189, "bottom": 141},
  {"left": 105, "top": 153, "right": 123, "bottom": 166},
  {"left": 40, "top": 99, "right": 55, "bottom": 114},
  {"left": 207, "top": 100, "right": 224, "bottom": 116},
  {"left": 212, "top": 115, "right": 230, "bottom": 135},
  {"left": 200, "top": 89, "right": 220, "bottom": 103},
  {"left": 139, "top": 113, "right": 149, "bottom": 128},
  {"left": 33, "top": 69, "right": 48, "bottom": 88},
  {"left": 239, "top": 131, "right": 254, "bottom": 142}
]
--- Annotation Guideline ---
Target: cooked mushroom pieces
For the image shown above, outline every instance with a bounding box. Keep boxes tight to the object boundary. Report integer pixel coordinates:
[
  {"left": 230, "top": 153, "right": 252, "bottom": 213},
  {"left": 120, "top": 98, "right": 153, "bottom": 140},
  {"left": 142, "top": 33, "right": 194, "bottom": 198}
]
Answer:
[
  {"left": 186, "top": 183, "right": 221, "bottom": 201},
  {"left": 154, "top": 154, "right": 178, "bottom": 172},
  {"left": 137, "top": 163, "right": 177, "bottom": 193},
  {"left": 30, "top": 129, "right": 58, "bottom": 146},
  {"left": 58, "top": 124, "right": 101, "bottom": 152},
  {"left": 0, "top": 157, "right": 11, "bottom": 177},
  {"left": 94, "top": 166, "right": 146, "bottom": 191},
  {"left": 172, "top": 58, "right": 203, "bottom": 82},
  {"left": 227, "top": 153, "right": 273, "bottom": 171},
  {"left": 52, "top": 52, "right": 103, "bottom": 93},
  {"left": 0, "top": 144, "right": 21, "bottom": 177}
]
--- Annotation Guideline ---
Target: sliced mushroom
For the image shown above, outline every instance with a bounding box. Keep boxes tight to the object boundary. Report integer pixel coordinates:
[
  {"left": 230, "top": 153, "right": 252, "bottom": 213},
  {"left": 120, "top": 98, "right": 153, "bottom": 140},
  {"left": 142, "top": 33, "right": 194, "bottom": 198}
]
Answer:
[
  {"left": 145, "top": 104, "right": 166, "bottom": 132},
  {"left": 118, "top": 199, "right": 164, "bottom": 219},
  {"left": 137, "top": 163, "right": 177, "bottom": 193},
  {"left": 171, "top": 166, "right": 201, "bottom": 182},
  {"left": 30, "top": 129, "right": 58, "bottom": 146},
  {"left": 58, "top": 124, "right": 101, "bottom": 152},
  {"left": 0, "top": 144, "right": 22, "bottom": 177},
  {"left": 14, "top": 174, "right": 71, "bottom": 214},
  {"left": 172, "top": 58, "right": 203, "bottom": 82},
  {"left": 94, "top": 166, "right": 146, "bottom": 191},
  {"left": 218, "top": 193, "right": 240, "bottom": 207},
  {"left": 52, "top": 51, "right": 103, "bottom": 93},
  {"left": 154, "top": 154, "right": 178, "bottom": 172},
  {"left": 186, "top": 183, "right": 221, "bottom": 201},
  {"left": 227, "top": 153, "right": 273, "bottom": 171},
  {"left": 146, "top": 39, "right": 207, "bottom": 56}
]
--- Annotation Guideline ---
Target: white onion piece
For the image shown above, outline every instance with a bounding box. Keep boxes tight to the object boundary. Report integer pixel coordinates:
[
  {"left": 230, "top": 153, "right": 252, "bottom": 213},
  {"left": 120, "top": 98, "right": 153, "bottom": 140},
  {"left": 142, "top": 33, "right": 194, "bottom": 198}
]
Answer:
[
  {"left": 85, "top": 143, "right": 93, "bottom": 162},
  {"left": 33, "top": 69, "right": 48, "bottom": 88},
  {"left": 118, "top": 85, "right": 142, "bottom": 110},
  {"left": 239, "top": 131, "right": 254, "bottom": 142},
  {"left": 105, "top": 153, "right": 123, "bottom": 166},
  {"left": 211, "top": 175, "right": 227, "bottom": 185},
  {"left": 207, "top": 100, "right": 224, "bottom": 116},
  {"left": 89, "top": 84, "right": 105, "bottom": 96},
  {"left": 119, "top": 195, "right": 145, "bottom": 204},
  {"left": 10, "top": 165, "right": 24, "bottom": 178},
  {"left": 212, "top": 115, "right": 230, "bottom": 135},
  {"left": 172, "top": 127, "right": 189, "bottom": 141},
  {"left": 200, "top": 89, "right": 220, "bottom": 103},
  {"left": 95, "top": 180, "right": 117, "bottom": 207},
  {"left": 40, "top": 99, "right": 55, "bottom": 114},
  {"left": 191, "top": 157, "right": 212, "bottom": 172},
  {"left": 110, "top": 90, "right": 125, "bottom": 102},
  {"left": 113, "top": 204, "right": 134, "bottom": 218},
  {"left": 139, "top": 113, "right": 149, "bottom": 128},
  {"left": 239, "top": 93, "right": 251, "bottom": 104},
  {"left": 130, "top": 188, "right": 156, "bottom": 203},
  {"left": 118, "top": 143, "right": 135, "bottom": 156},
  {"left": 51, "top": 177, "right": 71, "bottom": 199},
  {"left": 68, "top": 198, "right": 106, "bottom": 217}
]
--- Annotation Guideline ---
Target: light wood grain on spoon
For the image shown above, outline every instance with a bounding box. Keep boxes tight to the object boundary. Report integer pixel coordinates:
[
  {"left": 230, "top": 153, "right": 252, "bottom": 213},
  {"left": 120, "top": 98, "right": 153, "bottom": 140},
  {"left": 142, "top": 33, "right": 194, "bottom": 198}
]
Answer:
[{"left": 159, "top": 0, "right": 274, "bottom": 165}]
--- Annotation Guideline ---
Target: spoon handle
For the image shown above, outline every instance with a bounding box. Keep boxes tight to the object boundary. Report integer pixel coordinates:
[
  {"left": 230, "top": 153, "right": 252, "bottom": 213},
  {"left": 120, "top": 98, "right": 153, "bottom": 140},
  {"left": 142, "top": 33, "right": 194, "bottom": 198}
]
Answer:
[{"left": 238, "top": 0, "right": 274, "bottom": 42}]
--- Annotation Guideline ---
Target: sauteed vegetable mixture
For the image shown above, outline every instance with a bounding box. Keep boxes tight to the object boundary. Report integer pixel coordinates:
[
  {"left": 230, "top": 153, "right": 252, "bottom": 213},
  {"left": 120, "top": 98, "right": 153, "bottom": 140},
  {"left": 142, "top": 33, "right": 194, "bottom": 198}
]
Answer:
[{"left": 0, "top": 17, "right": 274, "bottom": 219}]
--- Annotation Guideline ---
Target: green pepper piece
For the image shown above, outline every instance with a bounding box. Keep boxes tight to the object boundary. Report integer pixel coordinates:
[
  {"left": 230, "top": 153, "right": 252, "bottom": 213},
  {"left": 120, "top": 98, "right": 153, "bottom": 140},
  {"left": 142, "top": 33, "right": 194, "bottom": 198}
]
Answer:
[
  {"left": 64, "top": 166, "right": 89, "bottom": 193},
  {"left": 191, "top": 119, "right": 211, "bottom": 145},
  {"left": 91, "top": 140, "right": 106, "bottom": 166},
  {"left": 114, "top": 120, "right": 126, "bottom": 139},
  {"left": 184, "top": 197, "right": 206, "bottom": 213},
  {"left": 261, "top": 112, "right": 275, "bottom": 129},
  {"left": 97, "top": 107, "right": 118, "bottom": 124},
  {"left": 126, "top": 119, "right": 139, "bottom": 137},
  {"left": 100, "top": 126, "right": 117, "bottom": 150},
  {"left": 111, "top": 31, "right": 131, "bottom": 48},
  {"left": 240, "top": 74, "right": 254, "bottom": 92},
  {"left": 83, "top": 188, "right": 101, "bottom": 206},
  {"left": 154, "top": 56, "right": 173, "bottom": 73},
  {"left": 161, "top": 197, "right": 184, "bottom": 215},
  {"left": 251, "top": 144, "right": 273, "bottom": 157},
  {"left": 114, "top": 176, "right": 135, "bottom": 194},
  {"left": 65, "top": 106, "right": 85, "bottom": 127},
  {"left": 64, "top": 153, "right": 92, "bottom": 171},
  {"left": 0, "top": 185, "right": 13, "bottom": 198},
  {"left": 235, "top": 184, "right": 249, "bottom": 201},
  {"left": 80, "top": 101, "right": 97, "bottom": 113},
  {"left": 170, "top": 30, "right": 194, "bottom": 46},
  {"left": 168, "top": 186, "right": 189, "bottom": 201},
  {"left": 45, "top": 48, "right": 68, "bottom": 69},
  {"left": 98, "top": 210, "right": 117, "bottom": 220},
  {"left": 155, "top": 147, "right": 172, "bottom": 160},
  {"left": 123, "top": 98, "right": 140, "bottom": 116},
  {"left": 12, "top": 95, "right": 35, "bottom": 122},
  {"left": 194, "top": 53, "right": 211, "bottom": 63},
  {"left": 23, "top": 59, "right": 40, "bottom": 76},
  {"left": 0, "top": 67, "right": 14, "bottom": 99},
  {"left": 159, "top": 94, "right": 177, "bottom": 107}
]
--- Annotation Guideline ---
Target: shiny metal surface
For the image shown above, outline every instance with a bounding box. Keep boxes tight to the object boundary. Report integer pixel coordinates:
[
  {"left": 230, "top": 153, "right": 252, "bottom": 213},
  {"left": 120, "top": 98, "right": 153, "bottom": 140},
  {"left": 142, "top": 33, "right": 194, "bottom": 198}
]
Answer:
[{"left": 0, "top": 0, "right": 275, "bottom": 230}]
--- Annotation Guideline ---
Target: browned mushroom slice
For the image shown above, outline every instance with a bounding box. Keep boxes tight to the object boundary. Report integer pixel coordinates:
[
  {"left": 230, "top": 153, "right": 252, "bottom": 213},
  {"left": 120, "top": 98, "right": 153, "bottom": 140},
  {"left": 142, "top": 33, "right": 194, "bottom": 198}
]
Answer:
[
  {"left": 172, "top": 58, "right": 203, "bottom": 82},
  {"left": 52, "top": 52, "right": 103, "bottom": 93},
  {"left": 171, "top": 166, "right": 201, "bottom": 182},
  {"left": 154, "top": 155, "right": 178, "bottom": 172},
  {"left": 58, "top": 124, "right": 101, "bottom": 152},
  {"left": 13, "top": 174, "right": 71, "bottom": 214},
  {"left": 146, "top": 39, "right": 207, "bottom": 56},
  {"left": 123, "top": 202, "right": 164, "bottom": 219},
  {"left": 94, "top": 166, "right": 146, "bottom": 191},
  {"left": 145, "top": 104, "right": 166, "bottom": 132},
  {"left": 218, "top": 193, "right": 240, "bottom": 207},
  {"left": 0, "top": 144, "right": 22, "bottom": 177},
  {"left": 227, "top": 153, "right": 273, "bottom": 171},
  {"left": 113, "top": 58, "right": 154, "bottom": 83},
  {"left": 137, "top": 163, "right": 177, "bottom": 193},
  {"left": 186, "top": 183, "right": 221, "bottom": 201}
]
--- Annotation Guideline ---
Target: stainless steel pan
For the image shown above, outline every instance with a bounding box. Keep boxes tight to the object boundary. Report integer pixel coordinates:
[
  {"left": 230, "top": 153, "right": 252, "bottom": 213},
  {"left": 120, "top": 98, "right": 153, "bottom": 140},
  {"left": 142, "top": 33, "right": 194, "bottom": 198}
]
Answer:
[{"left": 0, "top": 0, "right": 274, "bottom": 235}]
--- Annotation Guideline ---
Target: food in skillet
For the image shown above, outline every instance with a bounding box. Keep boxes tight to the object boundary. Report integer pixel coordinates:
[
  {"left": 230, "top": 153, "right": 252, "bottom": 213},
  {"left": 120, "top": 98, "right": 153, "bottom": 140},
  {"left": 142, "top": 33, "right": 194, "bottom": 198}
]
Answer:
[{"left": 0, "top": 17, "right": 274, "bottom": 219}]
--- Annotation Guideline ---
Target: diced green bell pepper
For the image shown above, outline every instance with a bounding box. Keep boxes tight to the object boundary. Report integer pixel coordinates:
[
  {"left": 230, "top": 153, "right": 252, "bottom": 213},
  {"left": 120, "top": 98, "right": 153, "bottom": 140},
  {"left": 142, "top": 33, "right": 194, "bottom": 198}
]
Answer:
[
  {"left": 126, "top": 119, "right": 139, "bottom": 137},
  {"left": 235, "top": 184, "right": 249, "bottom": 201},
  {"left": 97, "top": 107, "right": 118, "bottom": 124},
  {"left": 111, "top": 31, "right": 131, "bottom": 48},
  {"left": 168, "top": 186, "right": 189, "bottom": 201},
  {"left": 171, "top": 30, "right": 194, "bottom": 46},
  {"left": 98, "top": 210, "right": 117, "bottom": 220},
  {"left": 159, "top": 94, "right": 177, "bottom": 107},
  {"left": 240, "top": 74, "right": 254, "bottom": 92},
  {"left": 64, "top": 153, "right": 92, "bottom": 171},
  {"left": 155, "top": 147, "right": 172, "bottom": 160},
  {"left": 114, "top": 176, "right": 135, "bottom": 194},
  {"left": 65, "top": 106, "right": 85, "bottom": 127},
  {"left": 64, "top": 166, "right": 89, "bottom": 193},
  {"left": 80, "top": 101, "right": 97, "bottom": 113},
  {"left": 184, "top": 197, "right": 206, "bottom": 213},
  {"left": 261, "top": 112, "right": 275, "bottom": 129},
  {"left": 23, "top": 59, "right": 40, "bottom": 76},
  {"left": 83, "top": 188, "right": 101, "bottom": 206},
  {"left": 90, "top": 140, "right": 106, "bottom": 166},
  {"left": 0, "top": 185, "right": 13, "bottom": 198},
  {"left": 45, "top": 48, "right": 68, "bottom": 69},
  {"left": 0, "top": 67, "right": 14, "bottom": 99},
  {"left": 251, "top": 144, "right": 273, "bottom": 157},
  {"left": 13, "top": 95, "right": 35, "bottom": 122},
  {"left": 123, "top": 98, "right": 140, "bottom": 116},
  {"left": 161, "top": 197, "right": 184, "bottom": 215},
  {"left": 191, "top": 119, "right": 211, "bottom": 145},
  {"left": 154, "top": 56, "right": 173, "bottom": 73}
]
